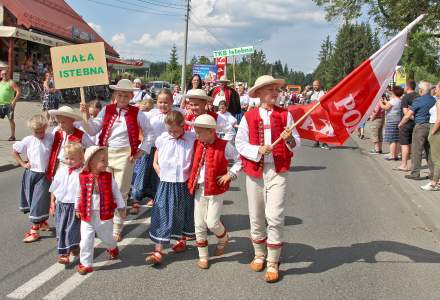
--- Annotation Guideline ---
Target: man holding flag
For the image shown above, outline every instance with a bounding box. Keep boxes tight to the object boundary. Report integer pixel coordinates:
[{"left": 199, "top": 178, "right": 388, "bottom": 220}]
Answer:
[{"left": 236, "top": 75, "right": 301, "bottom": 283}]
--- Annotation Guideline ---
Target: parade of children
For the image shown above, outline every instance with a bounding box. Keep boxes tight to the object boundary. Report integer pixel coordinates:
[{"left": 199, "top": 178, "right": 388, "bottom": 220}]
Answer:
[{"left": 11, "top": 76, "right": 301, "bottom": 283}]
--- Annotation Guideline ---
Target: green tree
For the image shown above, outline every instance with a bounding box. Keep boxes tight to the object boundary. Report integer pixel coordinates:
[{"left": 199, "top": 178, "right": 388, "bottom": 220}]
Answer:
[
  {"left": 313, "top": 0, "right": 440, "bottom": 79},
  {"left": 164, "top": 44, "right": 181, "bottom": 84},
  {"left": 313, "top": 35, "right": 334, "bottom": 89}
]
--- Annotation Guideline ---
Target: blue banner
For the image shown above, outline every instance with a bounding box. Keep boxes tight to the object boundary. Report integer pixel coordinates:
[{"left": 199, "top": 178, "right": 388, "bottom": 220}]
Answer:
[{"left": 192, "top": 64, "right": 218, "bottom": 82}]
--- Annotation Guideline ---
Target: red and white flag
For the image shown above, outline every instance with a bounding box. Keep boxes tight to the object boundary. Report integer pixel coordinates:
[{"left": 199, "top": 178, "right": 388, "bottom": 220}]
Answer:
[{"left": 290, "top": 15, "right": 425, "bottom": 145}]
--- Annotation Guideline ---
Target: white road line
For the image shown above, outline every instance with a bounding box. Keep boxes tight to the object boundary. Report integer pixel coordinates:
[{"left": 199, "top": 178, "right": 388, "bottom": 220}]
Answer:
[
  {"left": 43, "top": 217, "right": 150, "bottom": 300},
  {"left": 6, "top": 211, "right": 149, "bottom": 299}
]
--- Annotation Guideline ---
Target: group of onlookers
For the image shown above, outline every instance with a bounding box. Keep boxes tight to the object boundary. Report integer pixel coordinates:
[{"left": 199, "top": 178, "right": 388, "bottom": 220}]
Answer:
[{"left": 367, "top": 80, "right": 440, "bottom": 191}]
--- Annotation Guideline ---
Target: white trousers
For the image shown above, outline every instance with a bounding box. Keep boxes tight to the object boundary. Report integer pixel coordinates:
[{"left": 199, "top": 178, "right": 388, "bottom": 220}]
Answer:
[
  {"left": 194, "top": 186, "right": 226, "bottom": 242},
  {"left": 108, "top": 147, "right": 133, "bottom": 228},
  {"left": 80, "top": 211, "right": 117, "bottom": 267},
  {"left": 246, "top": 164, "right": 287, "bottom": 247}
]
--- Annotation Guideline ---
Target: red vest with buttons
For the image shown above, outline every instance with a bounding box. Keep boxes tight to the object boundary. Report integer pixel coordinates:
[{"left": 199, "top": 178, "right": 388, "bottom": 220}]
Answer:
[
  {"left": 78, "top": 171, "right": 116, "bottom": 222},
  {"left": 184, "top": 111, "right": 218, "bottom": 131},
  {"left": 188, "top": 137, "right": 229, "bottom": 196},
  {"left": 46, "top": 128, "right": 84, "bottom": 181},
  {"left": 242, "top": 107, "right": 293, "bottom": 178},
  {"left": 98, "top": 104, "right": 140, "bottom": 156}
]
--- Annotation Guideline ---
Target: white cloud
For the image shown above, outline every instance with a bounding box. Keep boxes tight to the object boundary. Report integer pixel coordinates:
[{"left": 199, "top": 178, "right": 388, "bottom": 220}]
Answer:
[
  {"left": 134, "top": 29, "right": 216, "bottom": 48},
  {"left": 112, "top": 33, "right": 126, "bottom": 45},
  {"left": 88, "top": 22, "right": 103, "bottom": 34}
]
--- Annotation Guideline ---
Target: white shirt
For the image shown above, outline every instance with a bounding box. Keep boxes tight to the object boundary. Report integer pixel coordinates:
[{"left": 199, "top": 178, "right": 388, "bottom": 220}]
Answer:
[
  {"left": 173, "top": 92, "right": 183, "bottom": 106},
  {"left": 85, "top": 105, "right": 153, "bottom": 153},
  {"left": 217, "top": 111, "right": 237, "bottom": 141},
  {"left": 240, "top": 94, "right": 250, "bottom": 106},
  {"left": 235, "top": 107, "right": 301, "bottom": 163},
  {"left": 429, "top": 101, "right": 438, "bottom": 124},
  {"left": 149, "top": 108, "right": 186, "bottom": 143},
  {"left": 197, "top": 141, "right": 242, "bottom": 184},
  {"left": 74, "top": 121, "right": 98, "bottom": 145},
  {"left": 130, "top": 90, "right": 152, "bottom": 104},
  {"left": 51, "top": 127, "right": 95, "bottom": 161},
  {"left": 49, "top": 166, "right": 81, "bottom": 203},
  {"left": 13, "top": 134, "right": 54, "bottom": 172},
  {"left": 155, "top": 131, "right": 196, "bottom": 183},
  {"left": 310, "top": 90, "right": 325, "bottom": 102},
  {"left": 89, "top": 177, "right": 125, "bottom": 210}
]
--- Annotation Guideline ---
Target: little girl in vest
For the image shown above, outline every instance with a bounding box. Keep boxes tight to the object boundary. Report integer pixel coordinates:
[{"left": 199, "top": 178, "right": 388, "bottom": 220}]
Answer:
[
  {"left": 216, "top": 100, "right": 238, "bottom": 141},
  {"left": 189, "top": 114, "right": 241, "bottom": 269},
  {"left": 75, "top": 146, "right": 126, "bottom": 275},
  {"left": 13, "top": 114, "right": 54, "bottom": 243},
  {"left": 49, "top": 142, "right": 83, "bottom": 264},
  {"left": 47, "top": 106, "right": 94, "bottom": 182},
  {"left": 146, "top": 110, "right": 196, "bottom": 265}
]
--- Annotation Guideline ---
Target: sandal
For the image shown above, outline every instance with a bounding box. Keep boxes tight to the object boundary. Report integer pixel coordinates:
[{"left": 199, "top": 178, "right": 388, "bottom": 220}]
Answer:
[
  {"left": 23, "top": 232, "right": 40, "bottom": 243},
  {"left": 39, "top": 220, "right": 51, "bottom": 231},
  {"left": 264, "top": 262, "right": 281, "bottom": 283},
  {"left": 145, "top": 251, "right": 164, "bottom": 265},
  {"left": 171, "top": 239, "right": 187, "bottom": 253},
  {"left": 8, "top": 136, "right": 15, "bottom": 141},
  {"left": 76, "top": 263, "right": 93, "bottom": 275},
  {"left": 107, "top": 247, "right": 119, "bottom": 260},
  {"left": 250, "top": 255, "right": 266, "bottom": 272},
  {"left": 197, "top": 259, "right": 209, "bottom": 269},
  {"left": 146, "top": 199, "right": 154, "bottom": 208},
  {"left": 58, "top": 254, "right": 70, "bottom": 265},
  {"left": 213, "top": 234, "right": 229, "bottom": 256},
  {"left": 129, "top": 202, "right": 140, "bottom": 215}
]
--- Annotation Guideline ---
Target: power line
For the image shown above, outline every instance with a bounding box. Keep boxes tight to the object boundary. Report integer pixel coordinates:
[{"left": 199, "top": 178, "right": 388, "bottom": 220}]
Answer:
[
  {"left": 86, "top": 0, "right": 184, "bottom": 16},
  {"left": 134, "top": 0, "right": 186, "bottom": 9},
  {"left": 115, "top": 0, "right": 184, "bottom": 13}
]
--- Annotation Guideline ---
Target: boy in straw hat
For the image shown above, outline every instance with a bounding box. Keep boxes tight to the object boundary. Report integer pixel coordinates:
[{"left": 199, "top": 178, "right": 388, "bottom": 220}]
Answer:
[
  {"left": 188, "top": 114, "right": 241, "bottom": 269},
  {"left": 75, "top": 146, "right": 126, "bottom": 275},
  {"left": 182, "top": 89, "right": 231, "bottom": 136},
  {"left": 80, "top": 79, "right": 154, "bottom": 241},
  {"left": 236, "top": 75, "right": 301, "bottom": 283},
  {"left": 46, "top": 106, "right": 94, "bottom": 182}
]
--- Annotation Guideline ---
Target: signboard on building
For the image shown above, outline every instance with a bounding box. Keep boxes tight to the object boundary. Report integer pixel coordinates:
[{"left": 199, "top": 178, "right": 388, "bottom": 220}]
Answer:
[
  {"left": 193, "top": 64, "right": 218, "bottom": 82},
  {"left": 50, "top": 42, "right": 109, "bottom": 89},
  {"left": 213, "top": 46, "right": 254, "bottom": 58}
]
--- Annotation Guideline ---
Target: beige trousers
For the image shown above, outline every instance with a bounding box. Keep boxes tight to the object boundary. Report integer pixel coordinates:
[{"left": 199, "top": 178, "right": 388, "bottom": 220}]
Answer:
[
  {"left": 107, "top": 147, "right": 134, "bottom": 228},
  {"left": 194, "top": 185, "right": 226, "bottom": 242},
  {"left": 246, "top": 164, "right": 287, "bottom": 247}
]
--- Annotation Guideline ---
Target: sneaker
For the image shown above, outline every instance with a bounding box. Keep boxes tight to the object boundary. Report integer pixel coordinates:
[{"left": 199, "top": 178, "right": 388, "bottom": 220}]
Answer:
[
  {"left": 313, "top": 141, "right": 320, "bottom": 148},
  {"left": 420, "top": 183, "right": 440, "bottom": 191},
  {"left": 321, "top": 143, "right": 330, "bottom": 150},
  {"left": 369, "top": 150, "right": 382, "bottom": 154}
]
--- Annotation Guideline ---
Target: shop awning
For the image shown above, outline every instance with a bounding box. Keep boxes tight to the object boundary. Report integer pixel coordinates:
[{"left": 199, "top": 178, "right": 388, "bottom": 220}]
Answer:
[
  {"left": 0, "top": 26, "right": 70, "bottom": 47},
  {"left": 107, "top": 57, "right": 145, "bottom": 70}
]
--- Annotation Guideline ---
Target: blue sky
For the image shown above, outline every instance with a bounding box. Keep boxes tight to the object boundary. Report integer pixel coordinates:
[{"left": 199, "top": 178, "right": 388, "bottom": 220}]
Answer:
[{"left": 66, "top": 0, "right": 339, "bottom": 73}]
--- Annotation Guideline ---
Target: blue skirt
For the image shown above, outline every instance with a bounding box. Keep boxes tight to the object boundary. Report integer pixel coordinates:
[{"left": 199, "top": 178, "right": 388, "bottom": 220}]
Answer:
[
  {"left": 149, "top": 181, "right": 195, "bottom": 244},
  {"left": 55, "top": 202, "right": 80, "bottom": 255},
  {"left": 384, "top": 120, "right": 400, "bottom": 143},
  {"left": 131, "top": 147, "right": 159, "bottom": 201},
  {"left": 19, "top": 169, "right": 51, "bottom": 223}
]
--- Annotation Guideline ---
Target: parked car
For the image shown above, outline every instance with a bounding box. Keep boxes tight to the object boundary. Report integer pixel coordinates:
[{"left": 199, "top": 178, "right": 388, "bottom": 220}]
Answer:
[{"left": 149, "top": 81, "right": 171, "bottom": 99}]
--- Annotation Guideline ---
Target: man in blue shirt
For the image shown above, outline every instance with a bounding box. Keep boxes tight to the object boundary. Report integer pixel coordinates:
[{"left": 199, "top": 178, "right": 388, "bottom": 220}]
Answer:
[{"left": 399, "top": 81, "right": 436, "bottom": 180}]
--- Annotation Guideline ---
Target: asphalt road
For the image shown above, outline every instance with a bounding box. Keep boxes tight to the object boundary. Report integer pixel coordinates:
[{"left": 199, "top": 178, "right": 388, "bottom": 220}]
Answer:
[{"left": 1, "top": 139, "right": 440, "bottom": 299}]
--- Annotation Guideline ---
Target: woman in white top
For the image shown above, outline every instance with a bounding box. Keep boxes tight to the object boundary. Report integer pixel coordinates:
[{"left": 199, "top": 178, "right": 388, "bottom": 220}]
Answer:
[{"left": 422, "top": 83, "right": 440, "bottom": 191}]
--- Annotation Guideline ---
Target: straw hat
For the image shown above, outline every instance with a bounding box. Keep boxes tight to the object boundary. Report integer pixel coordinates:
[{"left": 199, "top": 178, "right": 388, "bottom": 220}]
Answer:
[
  {"left": 84, "top": 146, "right": 107, "bottom": 169},
  {"left": 248, "top": 75, "right": 285, "bottom": 98},
  {"left": 217, "top": 75, "right": 230, "bottom": 83},
  {"left": 194, "top": 114, "right": 217, "bottom": 129},
  {"left": 48, "top": 106, "right": 82, "bottom": 121},
  {"left": 109, "top": 79, "right": 139, "bottom": 92},
  {"left": 182, "top": 89, "right": 211, "bottom": 102}
]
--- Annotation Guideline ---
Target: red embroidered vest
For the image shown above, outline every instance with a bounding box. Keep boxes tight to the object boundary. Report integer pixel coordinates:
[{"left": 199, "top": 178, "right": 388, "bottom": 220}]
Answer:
[
  {"left": 242, "top": 107, "right": 293, "bottom": 178},
  {"left": 184, "top": 111, "right": 218, "bottom": 131},
  {"left": 188, "top": 137, "right": 229, "bottom": 196},
  {"left": 46, "top": 128, "right": 84, "bottom": 181},
  {"left": 78, "top": 171, "right": 116, "bottom": 222},
  {"left": 98, "top": 104, "right": 140, "bottom": 156},
  {"left": 211, "top": 86, "right": 232, "bottom": 108}
]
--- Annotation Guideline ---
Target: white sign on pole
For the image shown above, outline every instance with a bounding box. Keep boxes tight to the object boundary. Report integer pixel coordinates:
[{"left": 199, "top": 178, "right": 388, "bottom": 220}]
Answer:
[{"left": 213, "top": 46, "right": 254, "bottom": 58}]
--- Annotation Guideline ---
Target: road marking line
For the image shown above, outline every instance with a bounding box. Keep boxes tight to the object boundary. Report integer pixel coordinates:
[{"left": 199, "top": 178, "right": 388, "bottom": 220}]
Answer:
[
  {"left": 6, "top": 212, "right": 149, "bottom": 299},
  {"left": 43, "top": 217, "right": 150, "bottom": 300}
]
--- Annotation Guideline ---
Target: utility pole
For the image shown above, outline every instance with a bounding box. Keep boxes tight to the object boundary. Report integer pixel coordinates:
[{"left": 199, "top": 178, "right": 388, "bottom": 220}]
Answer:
[{"left": 181, "top": 0, "right": 190, "bottom": 92}]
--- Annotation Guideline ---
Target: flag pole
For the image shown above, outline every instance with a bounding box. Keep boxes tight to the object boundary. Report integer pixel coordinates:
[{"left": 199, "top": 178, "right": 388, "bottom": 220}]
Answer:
[{"left": 271, "top": 101, "right": 321, "bottom": 147}]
